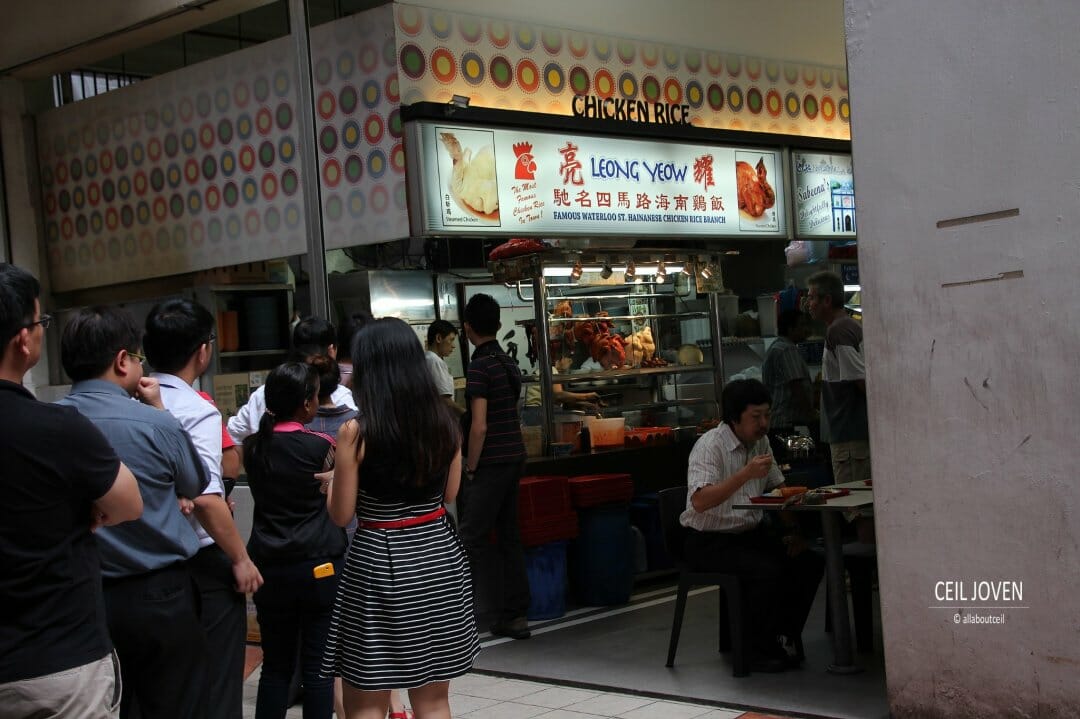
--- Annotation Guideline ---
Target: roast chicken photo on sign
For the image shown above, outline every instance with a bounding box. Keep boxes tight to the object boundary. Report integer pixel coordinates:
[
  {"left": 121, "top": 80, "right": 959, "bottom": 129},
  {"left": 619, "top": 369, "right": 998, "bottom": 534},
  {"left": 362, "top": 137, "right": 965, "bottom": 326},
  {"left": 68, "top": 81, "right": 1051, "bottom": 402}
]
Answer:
[
  {"left": 439, "top": 132, "right": 499, "bottom": 220},
  {"left": 735, "top": 157, "right": 776, "bottom": 218}
]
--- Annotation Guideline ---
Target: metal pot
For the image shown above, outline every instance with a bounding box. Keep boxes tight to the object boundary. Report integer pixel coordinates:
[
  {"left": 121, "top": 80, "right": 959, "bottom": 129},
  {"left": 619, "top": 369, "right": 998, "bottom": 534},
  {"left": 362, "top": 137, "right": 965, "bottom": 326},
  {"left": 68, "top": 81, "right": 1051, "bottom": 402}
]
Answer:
[{"left": 784, "top": 435, "right": 815, "bottom": 459}]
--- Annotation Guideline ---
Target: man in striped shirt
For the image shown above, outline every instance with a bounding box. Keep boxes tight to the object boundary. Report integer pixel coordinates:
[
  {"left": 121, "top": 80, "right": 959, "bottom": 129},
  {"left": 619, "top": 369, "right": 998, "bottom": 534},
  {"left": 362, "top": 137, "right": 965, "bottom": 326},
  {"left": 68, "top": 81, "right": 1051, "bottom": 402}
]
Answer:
[
  {"left": 459, "top": 293, "right": 530, "bottom": 640},
  {"left": 807, "top": 271, "right": 871, "bottom": 484}
]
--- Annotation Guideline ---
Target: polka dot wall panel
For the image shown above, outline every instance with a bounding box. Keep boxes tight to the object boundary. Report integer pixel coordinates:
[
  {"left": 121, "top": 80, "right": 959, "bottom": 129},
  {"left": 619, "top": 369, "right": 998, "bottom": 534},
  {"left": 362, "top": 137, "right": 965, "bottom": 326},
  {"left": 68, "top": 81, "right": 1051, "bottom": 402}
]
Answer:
[
  {"left": 393, "top": 3, "right": 850, "bottom": 139},
  {"left": 37, "top": 38, "right": 311, "bottom": 292},
  {"left": 307, "top": 6, "right": 409, "bottom": 252},
  {"left": 36, "top": 4, "right": 406, "bottom": 291}
]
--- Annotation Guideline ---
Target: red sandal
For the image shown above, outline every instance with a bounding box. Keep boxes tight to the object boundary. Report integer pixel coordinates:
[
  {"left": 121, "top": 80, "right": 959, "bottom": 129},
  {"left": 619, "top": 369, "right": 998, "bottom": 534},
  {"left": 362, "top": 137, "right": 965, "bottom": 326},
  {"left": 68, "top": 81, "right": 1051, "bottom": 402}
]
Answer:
[{"left": 388, "top": 711, "right": 414, "bottom": 719}]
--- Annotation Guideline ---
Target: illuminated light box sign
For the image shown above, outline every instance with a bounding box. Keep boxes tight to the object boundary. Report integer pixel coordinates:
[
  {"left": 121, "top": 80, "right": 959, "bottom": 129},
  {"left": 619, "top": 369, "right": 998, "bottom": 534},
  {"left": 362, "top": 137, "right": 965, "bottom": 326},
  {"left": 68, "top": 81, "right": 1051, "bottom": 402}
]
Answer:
[
  {"left": 406, "top": 121, "right": 787, "bottom": 237},
  {"left": 792, "top": 151, "right": 856, "bottom": 236}
]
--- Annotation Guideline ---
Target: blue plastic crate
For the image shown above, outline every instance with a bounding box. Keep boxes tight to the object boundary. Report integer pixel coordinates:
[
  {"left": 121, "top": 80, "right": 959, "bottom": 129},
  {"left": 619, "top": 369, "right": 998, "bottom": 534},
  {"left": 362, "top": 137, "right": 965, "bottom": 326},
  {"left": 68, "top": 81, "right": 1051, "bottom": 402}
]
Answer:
[
  {"left": 525, "top": 541, "right": 568, "bottom": 621},
  {"left": 570, "top": 505, "right": 634, "bottom": 606}
]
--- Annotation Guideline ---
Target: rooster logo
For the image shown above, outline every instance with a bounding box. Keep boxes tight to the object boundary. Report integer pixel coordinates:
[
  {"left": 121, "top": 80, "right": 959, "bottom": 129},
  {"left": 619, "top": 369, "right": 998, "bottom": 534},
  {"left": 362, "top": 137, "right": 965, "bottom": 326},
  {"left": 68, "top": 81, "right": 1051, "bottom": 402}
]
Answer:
[{"left": 513, "top": 141, "right": 536, "bottom": 180}]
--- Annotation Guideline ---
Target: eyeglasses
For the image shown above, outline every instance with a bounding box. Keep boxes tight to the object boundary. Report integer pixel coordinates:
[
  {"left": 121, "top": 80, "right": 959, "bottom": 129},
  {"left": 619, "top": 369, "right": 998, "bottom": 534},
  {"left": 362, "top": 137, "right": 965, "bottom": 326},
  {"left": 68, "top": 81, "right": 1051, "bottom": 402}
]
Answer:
[
  {"left": 128, "top": 350, "right": 146, "bottom": 366},
  {"left": 206, "top": 332, "right": 217, "bottom": 345},
  {"left": 25, "top": 314, "right": 52, "bottom": 330}
]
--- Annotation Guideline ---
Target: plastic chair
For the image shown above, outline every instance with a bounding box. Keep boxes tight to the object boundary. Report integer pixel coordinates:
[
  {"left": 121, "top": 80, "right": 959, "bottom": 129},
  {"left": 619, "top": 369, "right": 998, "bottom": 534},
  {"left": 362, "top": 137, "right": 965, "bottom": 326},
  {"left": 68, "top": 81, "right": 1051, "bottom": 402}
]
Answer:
[
  {"left": 657, "top": 487, "right": 749, "bottom": 677},
  {"left": 823, "top": 542, "right": 877, "bottom": 652}
]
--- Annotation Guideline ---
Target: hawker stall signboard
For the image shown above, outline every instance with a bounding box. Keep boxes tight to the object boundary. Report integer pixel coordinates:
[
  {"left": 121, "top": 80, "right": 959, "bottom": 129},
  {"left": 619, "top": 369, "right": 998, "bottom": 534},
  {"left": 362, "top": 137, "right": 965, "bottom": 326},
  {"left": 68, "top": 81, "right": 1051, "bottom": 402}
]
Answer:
[
  {"left": 792, "top": 151, "right": 856, "bottom": 236},
  {"left": 407, "top": 121, "right": 786, "bottom": 237}
]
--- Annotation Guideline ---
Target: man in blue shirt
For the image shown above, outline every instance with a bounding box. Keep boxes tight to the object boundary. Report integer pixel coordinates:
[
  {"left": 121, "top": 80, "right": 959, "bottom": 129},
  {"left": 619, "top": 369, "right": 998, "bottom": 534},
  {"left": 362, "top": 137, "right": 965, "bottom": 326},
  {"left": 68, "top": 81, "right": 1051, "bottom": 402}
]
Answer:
[{"left": 57, "top": 306, "right": 210, "bottom": 719}]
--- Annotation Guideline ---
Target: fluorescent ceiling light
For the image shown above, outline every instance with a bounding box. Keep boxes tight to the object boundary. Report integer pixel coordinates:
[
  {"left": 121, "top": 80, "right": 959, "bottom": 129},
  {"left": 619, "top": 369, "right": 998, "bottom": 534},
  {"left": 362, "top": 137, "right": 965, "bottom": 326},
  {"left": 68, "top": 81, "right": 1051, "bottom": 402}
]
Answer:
[{"left": 542, "top": 264, "right": 683, "bottom": 277}]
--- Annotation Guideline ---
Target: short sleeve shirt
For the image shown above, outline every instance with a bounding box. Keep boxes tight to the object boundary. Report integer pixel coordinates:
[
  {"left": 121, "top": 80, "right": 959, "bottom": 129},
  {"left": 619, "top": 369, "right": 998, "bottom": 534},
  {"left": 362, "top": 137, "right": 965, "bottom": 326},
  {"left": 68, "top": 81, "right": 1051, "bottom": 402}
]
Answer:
[
  {"left": 821, "top": 317, "right": 869, "bottom": 442},
  {"left": 761, "top": 336, "right": 811, "bottom": 428},
  {"left": 0, "top": 380, "right": 120, "bottom": 682},
  {"left": 155, "top": 374, "right": 223, "bottom": 548},
  {"left": 425, "top": 350, "right": 456, "bottom": 397},
  {"left": 466, "top": 341, "right": 525, "bottom": 466},
  {"left": 679, "top": 423, "right": 784, "bottom": 533},
  {"left": 60, "top": 380, "right": 207, "bottom": 578}
]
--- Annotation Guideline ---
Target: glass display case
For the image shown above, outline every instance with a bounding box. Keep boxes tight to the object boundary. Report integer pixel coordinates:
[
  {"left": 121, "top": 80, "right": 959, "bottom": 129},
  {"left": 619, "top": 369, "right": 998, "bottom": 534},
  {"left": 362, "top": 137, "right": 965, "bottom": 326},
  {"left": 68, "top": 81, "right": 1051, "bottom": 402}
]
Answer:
[{"left": 492, "top": 250, "right": 725, "bottom": 456}]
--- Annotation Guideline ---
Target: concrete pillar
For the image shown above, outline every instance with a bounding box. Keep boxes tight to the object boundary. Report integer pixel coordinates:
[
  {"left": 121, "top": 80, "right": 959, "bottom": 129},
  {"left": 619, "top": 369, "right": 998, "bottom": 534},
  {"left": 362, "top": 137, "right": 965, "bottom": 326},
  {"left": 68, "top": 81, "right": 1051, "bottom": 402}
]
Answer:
[{"left": 844, "top": 1, "right": 1080, "bottom": 716}]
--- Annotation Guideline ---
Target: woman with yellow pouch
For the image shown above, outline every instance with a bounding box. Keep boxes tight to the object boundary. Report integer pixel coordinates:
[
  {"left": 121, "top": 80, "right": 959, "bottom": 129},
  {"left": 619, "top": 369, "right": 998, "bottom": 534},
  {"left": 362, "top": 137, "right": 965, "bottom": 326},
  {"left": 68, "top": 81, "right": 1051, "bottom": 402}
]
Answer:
[{"left": 244, "top": 362, "right": 347, "bottom": 719}]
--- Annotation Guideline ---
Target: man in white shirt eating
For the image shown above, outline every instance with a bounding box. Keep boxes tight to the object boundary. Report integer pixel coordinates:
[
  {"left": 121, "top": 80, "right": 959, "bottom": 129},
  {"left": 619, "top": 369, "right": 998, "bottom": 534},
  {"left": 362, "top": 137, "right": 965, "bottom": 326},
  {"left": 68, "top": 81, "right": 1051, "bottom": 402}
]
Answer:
[{"left": 679, "top": 379, "right": 823, "bottom": 673}]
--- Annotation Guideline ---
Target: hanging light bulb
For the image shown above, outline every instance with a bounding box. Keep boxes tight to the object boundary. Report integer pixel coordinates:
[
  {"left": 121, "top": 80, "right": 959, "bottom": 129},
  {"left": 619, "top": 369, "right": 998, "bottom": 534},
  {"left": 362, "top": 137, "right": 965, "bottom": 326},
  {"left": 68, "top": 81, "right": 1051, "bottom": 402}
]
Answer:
[
  {"left": 599, "top": 260, "right": 613, "bottom": 279},
  {"left": 569, "top": 259, "right": 583, "bottom": 282},
  {"left": 624, "top": 259, "right": 636, "bottom": 283},
  {"left": 654, "top": 261, "right": 667, "bottom": 284}
]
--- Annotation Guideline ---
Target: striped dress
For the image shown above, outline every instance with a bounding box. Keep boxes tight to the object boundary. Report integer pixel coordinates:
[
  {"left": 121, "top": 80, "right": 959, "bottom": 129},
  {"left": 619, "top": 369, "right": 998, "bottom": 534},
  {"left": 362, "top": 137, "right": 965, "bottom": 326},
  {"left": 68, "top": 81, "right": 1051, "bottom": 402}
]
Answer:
[{"left": 321, "top": 480, "right": 480, "bottom": 690}]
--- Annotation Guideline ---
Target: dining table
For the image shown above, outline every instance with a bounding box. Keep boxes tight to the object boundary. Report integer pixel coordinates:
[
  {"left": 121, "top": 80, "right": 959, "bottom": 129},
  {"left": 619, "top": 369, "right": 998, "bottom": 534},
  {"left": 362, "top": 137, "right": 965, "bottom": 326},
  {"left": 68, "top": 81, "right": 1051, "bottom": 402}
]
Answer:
[
  {"left": 826, "top": 478, "right": 873, "bottom": 491},
  {"left": 732, "top": 488, "right": 874, "bottom": 674}
]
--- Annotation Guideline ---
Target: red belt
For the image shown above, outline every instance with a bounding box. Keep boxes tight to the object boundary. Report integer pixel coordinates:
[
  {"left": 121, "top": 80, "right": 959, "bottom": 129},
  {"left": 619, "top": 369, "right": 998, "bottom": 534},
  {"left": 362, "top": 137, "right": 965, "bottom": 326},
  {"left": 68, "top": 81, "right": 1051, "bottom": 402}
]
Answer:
[{"left": 358, "top": 506, "right": 446, "bottom": 530}]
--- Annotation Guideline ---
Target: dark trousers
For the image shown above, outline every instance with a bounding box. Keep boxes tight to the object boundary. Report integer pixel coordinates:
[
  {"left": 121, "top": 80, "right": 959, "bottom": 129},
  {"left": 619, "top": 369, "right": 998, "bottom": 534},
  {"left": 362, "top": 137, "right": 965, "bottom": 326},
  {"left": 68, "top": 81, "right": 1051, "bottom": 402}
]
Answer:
[
  {"left": 103, "top": 563, "right": 207, "bottom": 719},
  {"left": 458, "top": 460, "right": 530, "bottom": 623},
  {"left": 188, "top": 544, "right": 247, "bottom": 719},
  {"left": 252, "top": 557, "right": 341, "bottom": 719},
  {"left": 684, "top": 526, "right": 823, "bottom": 654}
]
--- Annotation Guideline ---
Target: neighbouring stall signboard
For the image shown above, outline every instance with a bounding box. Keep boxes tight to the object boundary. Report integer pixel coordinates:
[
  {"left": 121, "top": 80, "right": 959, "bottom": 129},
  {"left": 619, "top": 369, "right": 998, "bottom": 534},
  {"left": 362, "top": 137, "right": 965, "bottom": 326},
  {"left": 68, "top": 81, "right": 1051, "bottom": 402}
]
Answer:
[
  {"left": 407, "top": 121, "right": 787, "bottom": 237},
  {"left": 792, "top": 151, "right": 856, "bottom": 236}
]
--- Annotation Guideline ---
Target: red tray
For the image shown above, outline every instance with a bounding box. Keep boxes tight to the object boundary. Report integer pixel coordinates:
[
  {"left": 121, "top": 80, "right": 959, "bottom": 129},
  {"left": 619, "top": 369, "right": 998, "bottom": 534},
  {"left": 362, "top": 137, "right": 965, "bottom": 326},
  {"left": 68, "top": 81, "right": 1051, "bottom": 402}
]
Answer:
[{"left": 749, "top": 495, "right": 786, "bottom": 504}]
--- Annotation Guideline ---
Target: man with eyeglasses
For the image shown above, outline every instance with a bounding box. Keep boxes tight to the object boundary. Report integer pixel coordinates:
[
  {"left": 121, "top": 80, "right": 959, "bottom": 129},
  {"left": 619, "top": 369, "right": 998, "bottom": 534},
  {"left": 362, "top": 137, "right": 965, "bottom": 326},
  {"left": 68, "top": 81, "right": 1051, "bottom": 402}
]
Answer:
[
  {"left": 57, "top": 306, "right": 210, "bottom": 719},
  {"left": 0, "top": 263, "right": 143, "bottom": 718},
  {"left": 144, "top": 298, "right": 262, "bottom": 719}
]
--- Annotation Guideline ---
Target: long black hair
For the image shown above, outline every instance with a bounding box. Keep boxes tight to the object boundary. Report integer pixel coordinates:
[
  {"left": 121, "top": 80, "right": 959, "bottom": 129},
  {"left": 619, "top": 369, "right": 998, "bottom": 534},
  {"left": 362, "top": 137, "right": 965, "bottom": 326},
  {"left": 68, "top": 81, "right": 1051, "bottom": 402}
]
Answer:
[
  {"left": 352, "top": 317, "right": 459, "bottom": 493},
  {"left": 243, "top": 362, "right": 319, "bottom": 478}
]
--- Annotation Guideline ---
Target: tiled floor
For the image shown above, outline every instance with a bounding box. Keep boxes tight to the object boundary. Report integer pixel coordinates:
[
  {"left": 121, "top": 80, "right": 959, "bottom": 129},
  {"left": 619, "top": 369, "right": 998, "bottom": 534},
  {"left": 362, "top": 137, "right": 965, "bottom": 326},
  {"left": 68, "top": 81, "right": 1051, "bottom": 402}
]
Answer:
[{"left": 241, "top": 667, "right": 800, "bottom": 719}]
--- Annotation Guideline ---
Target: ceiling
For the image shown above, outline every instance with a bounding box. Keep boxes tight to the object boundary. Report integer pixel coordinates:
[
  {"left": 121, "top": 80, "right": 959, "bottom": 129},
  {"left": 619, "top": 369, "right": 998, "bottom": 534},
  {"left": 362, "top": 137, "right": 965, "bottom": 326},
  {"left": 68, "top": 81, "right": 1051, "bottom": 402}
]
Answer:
[{"left": 1, "top": 0, "right": 385, "bottom": 80}]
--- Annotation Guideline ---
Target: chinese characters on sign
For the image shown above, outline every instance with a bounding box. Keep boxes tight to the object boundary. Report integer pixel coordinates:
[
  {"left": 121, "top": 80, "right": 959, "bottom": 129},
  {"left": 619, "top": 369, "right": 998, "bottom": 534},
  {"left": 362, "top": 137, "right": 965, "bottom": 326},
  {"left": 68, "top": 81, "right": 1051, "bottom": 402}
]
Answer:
[{"left": 414, "top": 122, "right": 786, "bottom": 237}]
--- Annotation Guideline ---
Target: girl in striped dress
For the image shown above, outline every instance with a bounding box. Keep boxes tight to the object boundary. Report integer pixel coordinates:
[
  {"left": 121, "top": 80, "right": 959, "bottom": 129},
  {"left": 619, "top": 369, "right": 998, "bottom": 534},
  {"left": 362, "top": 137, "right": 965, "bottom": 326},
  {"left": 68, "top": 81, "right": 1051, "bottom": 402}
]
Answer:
[{"left": 323, "top": 317, "right": 479, "bottom": 719}]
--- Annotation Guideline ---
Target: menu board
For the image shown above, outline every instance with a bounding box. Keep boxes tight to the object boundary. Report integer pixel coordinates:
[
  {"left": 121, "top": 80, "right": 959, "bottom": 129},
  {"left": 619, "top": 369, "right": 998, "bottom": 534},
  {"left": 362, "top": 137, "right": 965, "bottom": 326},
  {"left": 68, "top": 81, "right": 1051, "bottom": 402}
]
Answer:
[
  {"left": 407, "top": 121, "right": 787, "bottom": 238},
  {"left": 792, "top": 151, "right": 856, "bottom": 236}
]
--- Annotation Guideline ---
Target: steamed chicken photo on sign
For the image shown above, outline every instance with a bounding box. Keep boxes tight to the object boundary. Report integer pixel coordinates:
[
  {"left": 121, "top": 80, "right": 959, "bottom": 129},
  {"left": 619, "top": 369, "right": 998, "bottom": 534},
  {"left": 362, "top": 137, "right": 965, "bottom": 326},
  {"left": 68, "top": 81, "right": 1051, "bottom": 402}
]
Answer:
[{"left": 439, "top": 132, "right": 500, "bottom": 220}]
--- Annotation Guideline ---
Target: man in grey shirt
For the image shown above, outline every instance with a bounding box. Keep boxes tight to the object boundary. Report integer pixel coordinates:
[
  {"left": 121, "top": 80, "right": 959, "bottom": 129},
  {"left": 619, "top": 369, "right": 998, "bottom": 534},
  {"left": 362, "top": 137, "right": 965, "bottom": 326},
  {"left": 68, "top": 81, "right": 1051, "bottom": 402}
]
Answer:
[{"left": 58, "top": 306, "right": 209, "bottom": 719}]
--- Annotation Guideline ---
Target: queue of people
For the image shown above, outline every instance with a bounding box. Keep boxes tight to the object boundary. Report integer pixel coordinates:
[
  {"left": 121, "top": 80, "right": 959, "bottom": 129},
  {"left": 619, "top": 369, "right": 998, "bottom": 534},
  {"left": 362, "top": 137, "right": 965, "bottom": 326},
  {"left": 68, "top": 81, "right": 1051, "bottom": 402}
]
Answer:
[
  {"left": 1, "top": 256, "right": 871, "bottom": 714},
  {"left": 0, "top": 262, "right": 528, "bottom": 719}
]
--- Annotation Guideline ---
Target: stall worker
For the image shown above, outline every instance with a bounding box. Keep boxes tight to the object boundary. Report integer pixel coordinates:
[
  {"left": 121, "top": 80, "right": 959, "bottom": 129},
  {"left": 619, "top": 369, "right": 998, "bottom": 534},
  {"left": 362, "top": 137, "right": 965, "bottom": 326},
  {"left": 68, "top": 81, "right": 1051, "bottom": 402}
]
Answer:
[
  {"left": 761, "top": 309, "right": 816, "bottom": 454},
  {"left": 425, "top": 318, "right": 462, "bottom": 412}
]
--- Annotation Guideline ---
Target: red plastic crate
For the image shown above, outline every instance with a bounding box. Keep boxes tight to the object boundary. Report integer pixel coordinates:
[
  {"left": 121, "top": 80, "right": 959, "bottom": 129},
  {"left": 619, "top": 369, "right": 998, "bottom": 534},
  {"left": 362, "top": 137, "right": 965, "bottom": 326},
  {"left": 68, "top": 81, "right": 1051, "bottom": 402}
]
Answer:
[
  {"left": 568, "top": 474, "right": 634, "bottom": 509},
  {"left": 520, "top": 512, "right": 579, "bottom": 547},
  {"left": 518, "top": 475, "right": 572, "bottom": 523}
]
